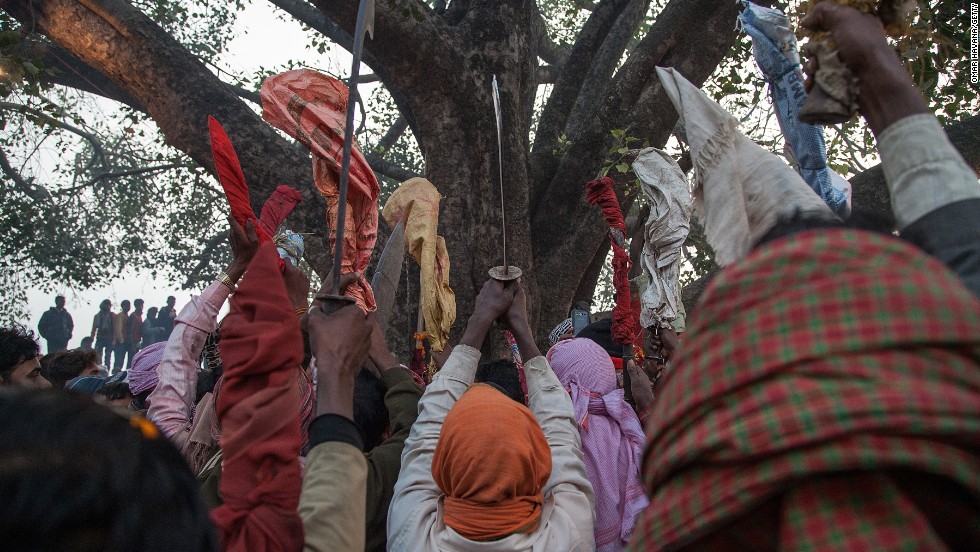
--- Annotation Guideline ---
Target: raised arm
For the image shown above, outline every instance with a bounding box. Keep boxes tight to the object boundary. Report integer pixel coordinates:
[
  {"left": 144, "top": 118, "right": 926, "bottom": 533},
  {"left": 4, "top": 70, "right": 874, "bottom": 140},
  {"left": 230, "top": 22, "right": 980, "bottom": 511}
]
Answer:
[
  {"left": 146, "top": 217, "right": 258, "bottom": 450},
  {"left": 300, "top": 302, "right": 374, "bottom": 552},
  {"left": 503, "top": 286, "right": 594, "bottom": 504},
  {"left": 802, "top": 4, "right": 980, "bottom": 295},
  {"left": 387, "top": 279, "right": 515, "bottom": 548}
]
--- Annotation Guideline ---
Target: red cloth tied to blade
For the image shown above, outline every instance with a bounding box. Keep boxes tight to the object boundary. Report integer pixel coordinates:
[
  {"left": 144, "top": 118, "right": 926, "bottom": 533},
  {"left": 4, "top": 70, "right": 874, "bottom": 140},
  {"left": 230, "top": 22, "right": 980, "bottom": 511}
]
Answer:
[
  {"left": 586, "top": 177, "right": 635, "bottom": 346},
  {"left": 260, "top": 69, "right": 380, "bottom": 312},
  {"left": 210, "top": 243, "right": 304, "bottom": 552},
  {"left": 259, "top": 185, "right": 303, "bottom": 238},
  {"left": 208, "top": 116, "right": 303, "bottom": 272}
]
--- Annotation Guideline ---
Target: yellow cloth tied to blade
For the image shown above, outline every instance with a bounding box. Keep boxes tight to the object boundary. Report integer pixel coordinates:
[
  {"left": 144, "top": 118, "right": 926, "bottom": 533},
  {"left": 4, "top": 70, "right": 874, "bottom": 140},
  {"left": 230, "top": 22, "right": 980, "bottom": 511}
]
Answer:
[{"left": 382, "top": 178, "right": 456, "bottom": 368}]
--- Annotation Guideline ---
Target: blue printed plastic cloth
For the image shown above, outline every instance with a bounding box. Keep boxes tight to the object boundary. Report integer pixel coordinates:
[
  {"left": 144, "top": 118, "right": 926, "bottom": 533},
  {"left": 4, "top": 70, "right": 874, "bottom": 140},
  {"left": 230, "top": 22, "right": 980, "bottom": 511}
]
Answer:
[
  {"left": 739, "top": 1, "right": 851, "bottom": 217},
  {"left": 275, "top": 230, "right": 305, "bottom": 267}
]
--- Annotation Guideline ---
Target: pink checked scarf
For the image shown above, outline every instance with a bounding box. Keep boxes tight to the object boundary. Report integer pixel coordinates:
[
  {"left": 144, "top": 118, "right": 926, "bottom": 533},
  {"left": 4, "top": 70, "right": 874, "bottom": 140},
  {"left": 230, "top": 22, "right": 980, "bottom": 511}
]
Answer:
[{"left": 548, "top": 338, "right": 648, "bottom": 551}]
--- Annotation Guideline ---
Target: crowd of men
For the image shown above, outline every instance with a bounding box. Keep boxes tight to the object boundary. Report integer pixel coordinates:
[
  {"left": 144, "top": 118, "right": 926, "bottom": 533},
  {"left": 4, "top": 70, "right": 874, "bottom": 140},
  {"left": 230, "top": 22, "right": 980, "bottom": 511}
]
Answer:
[
  {"left": 38, "top": 294, "right": 178, "bottom": 371},
  {"left": 0, "top": 6, "right": 977, "bottom": 552}
]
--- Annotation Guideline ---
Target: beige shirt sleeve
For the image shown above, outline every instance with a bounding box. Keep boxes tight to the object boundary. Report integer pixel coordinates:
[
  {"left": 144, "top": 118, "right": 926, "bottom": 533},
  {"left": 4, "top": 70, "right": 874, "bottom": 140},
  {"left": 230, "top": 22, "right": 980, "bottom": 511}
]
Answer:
[
  {"left": 523, "top": 356, "right": 596, "bottom": 530},
  {"left": 386, "top": 345, "right": 481, "bottom": 551},
  {"left": 878, "top": 113, "right": 980, "bottom": 229},
  {"left": 300, "top": 441, "right": 368, "bottom": 552}
]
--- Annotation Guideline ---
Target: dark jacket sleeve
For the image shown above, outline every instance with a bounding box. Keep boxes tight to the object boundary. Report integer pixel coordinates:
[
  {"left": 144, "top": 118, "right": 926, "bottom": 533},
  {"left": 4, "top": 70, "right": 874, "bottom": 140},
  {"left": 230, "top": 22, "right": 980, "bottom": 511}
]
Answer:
[
  {"left": 38, "top": 311, "right": 52, "bottom": 339},
  {"left": 363, "top": 367, "right": 423, "bottom": 552},
  {"left": 902, "top": 198, "right": 980, "bottom": 298}
]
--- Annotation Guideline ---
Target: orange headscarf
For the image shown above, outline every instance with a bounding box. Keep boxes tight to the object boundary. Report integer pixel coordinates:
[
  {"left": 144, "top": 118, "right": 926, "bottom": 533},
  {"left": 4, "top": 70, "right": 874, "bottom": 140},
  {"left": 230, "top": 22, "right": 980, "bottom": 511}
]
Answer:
[{"left": 432, "top": 384, "right": 552, "bottom": 541}]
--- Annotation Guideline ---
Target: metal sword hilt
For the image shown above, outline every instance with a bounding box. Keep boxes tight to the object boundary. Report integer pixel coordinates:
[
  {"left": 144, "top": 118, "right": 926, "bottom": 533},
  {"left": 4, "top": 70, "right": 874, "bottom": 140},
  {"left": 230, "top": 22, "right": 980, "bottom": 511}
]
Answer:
[{"left": 488, "top": 265, "right": 523, "bottom": 281}]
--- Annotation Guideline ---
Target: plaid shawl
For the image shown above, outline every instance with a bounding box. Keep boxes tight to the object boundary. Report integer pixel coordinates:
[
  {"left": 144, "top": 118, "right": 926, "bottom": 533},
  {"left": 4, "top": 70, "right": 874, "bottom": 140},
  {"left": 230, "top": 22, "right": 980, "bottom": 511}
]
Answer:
[{"left": 629, "top": 229, "right": 980, "bottom": 551}]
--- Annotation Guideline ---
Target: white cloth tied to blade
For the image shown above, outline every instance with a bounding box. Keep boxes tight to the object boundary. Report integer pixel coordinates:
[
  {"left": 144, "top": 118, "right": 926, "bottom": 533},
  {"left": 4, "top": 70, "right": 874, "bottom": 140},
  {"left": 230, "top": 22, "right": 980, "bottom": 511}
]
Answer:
[
  {"left": 654, "top": 67, "right": 836, "bottom": 266},
  {"left": 632, "top": 148, "right": 692, "bottom": 328}
]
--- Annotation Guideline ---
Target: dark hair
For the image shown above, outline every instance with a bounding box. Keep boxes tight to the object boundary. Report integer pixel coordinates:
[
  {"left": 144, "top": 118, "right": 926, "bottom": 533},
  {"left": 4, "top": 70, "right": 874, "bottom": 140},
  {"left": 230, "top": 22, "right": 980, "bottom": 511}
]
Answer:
[
  {"left": 0, "top": 325, "right": 41, "bottom": 383},
  {"left": 476, "top": 359, "right": 525, "bottom": 404},
  {"left": 131, "top": 389, "right": 152, "bottom": 412},
  {"left": 353, "top": 367, "right": 389, "bottom": 452},
  {"left": 120, "top": 300, "right": 131, "bottom": 311},
  {"left": 96, "top": 381, "right": 133, "bottom": 403},
  {"left": 80, "top": 336, "right": 94, "bottom": 349},
  {"left": 146, "top": 307, "right": 158, "bottom": 318},
  {"left": 575, "top": 318, "right": 621, "bottom": 358},
  {"left": 195, "top": 368, "right": 220, "bottom": 404},
  {"left": 42, "top": 349, "right": 100, "bottom": 390},
  {"left": 0, "top": 388, "right": 218, "bottom": 551},
  {"left": 100, "top": 300, "right": 111, "bottom": 311}
]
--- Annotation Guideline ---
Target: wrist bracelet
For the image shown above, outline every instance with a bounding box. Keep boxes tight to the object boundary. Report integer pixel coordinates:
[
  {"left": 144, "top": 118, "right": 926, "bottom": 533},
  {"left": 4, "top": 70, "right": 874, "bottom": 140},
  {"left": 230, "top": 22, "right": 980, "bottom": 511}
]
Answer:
[
  {"left": 217, "top": 272, "right": 237, "bottom": 293},
  {"left": 295, "top": 306, "right": 309, "bottom": 315}
]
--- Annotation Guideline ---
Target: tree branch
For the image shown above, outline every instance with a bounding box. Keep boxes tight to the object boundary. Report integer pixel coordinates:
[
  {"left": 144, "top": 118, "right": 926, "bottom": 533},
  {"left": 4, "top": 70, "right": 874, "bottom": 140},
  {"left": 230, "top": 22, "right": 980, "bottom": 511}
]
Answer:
[
  {"left": 363, "top": 152, "right": 421, "bottom": 182},
  {"left": 562, "top": 0, "right": 651, "bottom": 139},
  {"left": 0, "top": 101, "right": 107, "bottom": 170},
  {"left": 0, "top": 146, "right": 52, "bottom": 202},
  {"left": 530, "top": 0, "right": 772, "bottom": 332},
  {"left": 184, "top": 231, "right": 226, "bottom": 288},
  {"left": 376, "top": 115, "right": 409, "bottom": 152},
  {"left": 38, "top": 33, "right": 260, "bottom": 107},
  {"left": 303, "top": 0, "right": 465, "bottom": 108},
  {"left": 527, "top": 0, "right": 637, "bottom": 193},
  {"left": 2, "top": 0, "right": 332, "bottom": 278},
  {"left": 85, "top": 162, "right": 191, "bottom": 186},
  {"left": 536, "top": 64, "right": 558, "bottom": 84},
  {"left": 34, "top": 37, "right": 144, "bottom": 110},
  {"left": 533, "top": 11, "right": 566, "bottom": 66}
]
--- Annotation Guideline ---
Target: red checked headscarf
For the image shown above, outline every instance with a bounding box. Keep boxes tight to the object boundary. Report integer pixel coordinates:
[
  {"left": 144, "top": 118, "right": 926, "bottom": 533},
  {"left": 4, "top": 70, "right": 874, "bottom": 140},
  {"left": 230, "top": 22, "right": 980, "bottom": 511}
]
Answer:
[
  {"left": 209, "top": 243, "right": 304, "bottom": 552},
  {"left": 432, "top": 384, "right": 552, "bottom": 541},
  {"left": 261, "top": 69, "right": 380, "bottom": 312},
  {"left": 628, "top": 229, "right": 980, "bottom": 551}
]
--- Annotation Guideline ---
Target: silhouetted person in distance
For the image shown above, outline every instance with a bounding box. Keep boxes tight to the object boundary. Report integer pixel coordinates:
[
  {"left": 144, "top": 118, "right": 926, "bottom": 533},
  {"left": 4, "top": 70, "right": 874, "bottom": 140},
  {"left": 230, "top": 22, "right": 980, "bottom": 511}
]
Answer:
[
  {"left": 38, "top": 295, "right": 73, "bottom": 353},
  {"left": 112, "top": 300, "right": 131, "bottom": 374},
  {"left": 142, "top": 307, "right": 162, "bottom": 347},
  {"left": 127, "top": 299, "right": 144, "bottom": 364},
  {"left": 91, "top": 299, "right": 114, "bottom": 368},
  {"left": 155, "top": 296, "right": 177, "bottom": 339}
]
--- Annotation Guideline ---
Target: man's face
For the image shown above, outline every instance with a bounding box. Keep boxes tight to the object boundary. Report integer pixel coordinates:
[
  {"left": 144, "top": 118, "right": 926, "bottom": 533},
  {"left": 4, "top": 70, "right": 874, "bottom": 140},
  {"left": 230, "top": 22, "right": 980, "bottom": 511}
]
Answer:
[
  {"left": 166, "top": 297, "right": 176, "bottom": 308},
  {"left": 7, "top": 356, "right": 51, "bottom": 389},
  {"left": 80, "top": 362, "right": 101, "bottom": 378},
  {"left": 55, "top": 297, "right": 65, "bottom": 309}
]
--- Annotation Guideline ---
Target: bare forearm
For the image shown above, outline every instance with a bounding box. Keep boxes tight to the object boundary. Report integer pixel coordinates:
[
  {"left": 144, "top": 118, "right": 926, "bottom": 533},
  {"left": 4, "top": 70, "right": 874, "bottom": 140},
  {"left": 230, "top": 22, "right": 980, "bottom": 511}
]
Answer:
[
  {"left": 857, "top": 49, "right": 929, "bottom": 136},
  {"left": 509, "top": 320, "right": 541, "bottom": 361},
  {"left": 316, "top": 373, "right": 356, "bottom": 420},
  {"left": 459, "top": 314, "right": 494, "bottom": 350}
]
